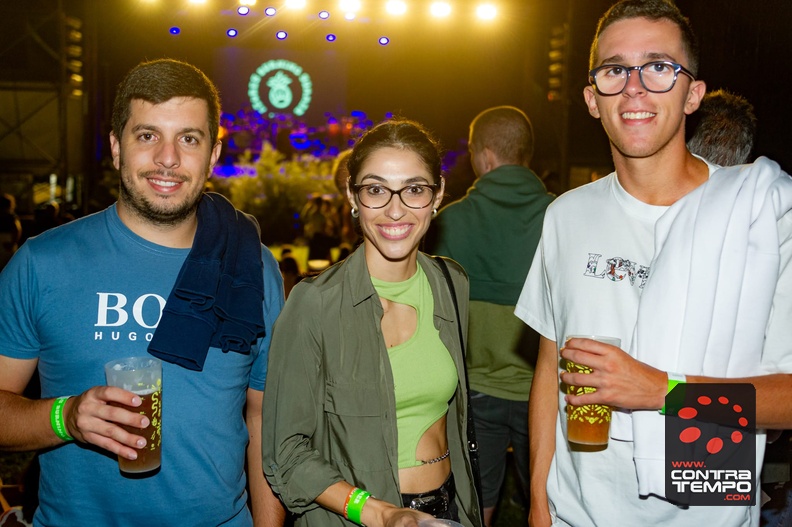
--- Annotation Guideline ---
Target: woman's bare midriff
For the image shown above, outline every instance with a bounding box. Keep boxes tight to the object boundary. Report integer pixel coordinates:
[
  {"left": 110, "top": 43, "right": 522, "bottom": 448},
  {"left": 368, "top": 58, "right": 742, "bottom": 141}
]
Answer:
[{"left": 398, "top": 415, "right": 452, "bottom": 493}]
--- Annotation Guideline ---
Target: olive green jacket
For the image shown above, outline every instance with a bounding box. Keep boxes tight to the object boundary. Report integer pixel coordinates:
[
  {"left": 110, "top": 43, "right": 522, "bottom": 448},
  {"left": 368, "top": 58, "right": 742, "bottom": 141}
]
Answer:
[{"left": 262, "top": 247, "right": 482, "bottom": 526}]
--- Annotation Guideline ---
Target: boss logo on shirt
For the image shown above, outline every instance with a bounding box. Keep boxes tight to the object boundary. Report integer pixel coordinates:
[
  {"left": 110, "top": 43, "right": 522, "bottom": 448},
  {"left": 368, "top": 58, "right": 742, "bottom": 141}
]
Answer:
[{"left": 93, "top": 292, "right": 166, "bottom": 342}]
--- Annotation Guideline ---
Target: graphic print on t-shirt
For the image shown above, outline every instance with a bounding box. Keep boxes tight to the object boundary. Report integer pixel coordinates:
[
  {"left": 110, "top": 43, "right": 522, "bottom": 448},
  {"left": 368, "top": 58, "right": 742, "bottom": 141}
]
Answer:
[
  {"left": 94, "top": 292, "right": 167, "bottom": 343},
  {"left": 583, "top": 253, "right": 651, "bottom": 289}
]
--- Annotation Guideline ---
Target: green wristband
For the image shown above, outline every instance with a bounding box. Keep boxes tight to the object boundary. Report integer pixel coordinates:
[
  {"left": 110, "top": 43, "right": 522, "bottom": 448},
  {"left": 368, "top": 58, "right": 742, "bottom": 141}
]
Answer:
[
  {"left": 50, "top": 396, "right": 73, "bottom": 441},
  {"left": 346, "top": 488, "right": 372, "bottom": 525},
  {"left": 660, "top": 372, "right": 687, "bottom": 415}
]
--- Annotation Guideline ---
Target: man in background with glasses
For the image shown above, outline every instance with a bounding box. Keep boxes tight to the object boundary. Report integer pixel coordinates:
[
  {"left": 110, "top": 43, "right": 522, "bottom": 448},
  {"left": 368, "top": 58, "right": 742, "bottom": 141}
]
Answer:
[
  {"left": 516, "top": 0, "right": 792, "bottom": 526},
  {"left": 425, "top": 106, "right": 554, "bottom": 526}
]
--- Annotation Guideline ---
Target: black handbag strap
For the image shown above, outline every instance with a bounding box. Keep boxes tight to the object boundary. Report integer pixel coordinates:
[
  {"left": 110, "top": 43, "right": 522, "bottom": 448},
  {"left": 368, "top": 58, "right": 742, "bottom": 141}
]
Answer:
[
  {"left": 434, "top": 256, "right": 467, "bottom": 361},
  {"left": 434, "top": 256, "right": 484, "bottom": 516}
]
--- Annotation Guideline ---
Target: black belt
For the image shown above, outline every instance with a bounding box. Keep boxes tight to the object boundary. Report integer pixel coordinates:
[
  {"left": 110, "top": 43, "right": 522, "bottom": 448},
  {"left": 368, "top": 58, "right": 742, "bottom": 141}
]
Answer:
[{"left": 401, "top": 473, "right": 456, "bottom": 517}]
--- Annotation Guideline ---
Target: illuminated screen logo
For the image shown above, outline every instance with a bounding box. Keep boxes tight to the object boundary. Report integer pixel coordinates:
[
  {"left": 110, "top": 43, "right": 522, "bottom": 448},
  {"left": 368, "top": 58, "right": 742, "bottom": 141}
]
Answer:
[{"left": 248, "top": 59, "right": 313, "bottom": 117}]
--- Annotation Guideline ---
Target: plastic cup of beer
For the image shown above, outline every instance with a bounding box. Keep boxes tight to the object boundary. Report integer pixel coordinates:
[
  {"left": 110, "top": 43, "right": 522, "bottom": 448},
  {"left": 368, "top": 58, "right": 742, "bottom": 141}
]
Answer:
[
  {"left": 104, "top": 356, "right": 162, "bottom": 474},
  {"left": 563, "top": 336, "right": 621, "bottom": 446}
]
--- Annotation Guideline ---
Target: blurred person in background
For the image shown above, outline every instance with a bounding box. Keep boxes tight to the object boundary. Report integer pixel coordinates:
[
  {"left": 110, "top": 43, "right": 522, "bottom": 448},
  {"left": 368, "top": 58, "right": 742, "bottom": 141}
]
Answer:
[
  {"left": 687, "top": 88, "right": 757, "bottom": 166},
  {"left": 0, "top": 194, "right": 22, "bottom": 271},
  {"left": 425, "top": 106, "right": 554, "bottom": 526}
]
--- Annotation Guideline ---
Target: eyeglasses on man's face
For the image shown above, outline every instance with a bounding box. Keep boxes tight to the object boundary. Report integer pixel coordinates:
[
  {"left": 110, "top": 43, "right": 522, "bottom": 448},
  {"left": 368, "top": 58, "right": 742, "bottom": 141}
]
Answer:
[
  {"left": 351, "top": 183, "right": 439, "bottom": 209},
  {"left": 589, "top": 60, "right": 695, "bottom": 96}
]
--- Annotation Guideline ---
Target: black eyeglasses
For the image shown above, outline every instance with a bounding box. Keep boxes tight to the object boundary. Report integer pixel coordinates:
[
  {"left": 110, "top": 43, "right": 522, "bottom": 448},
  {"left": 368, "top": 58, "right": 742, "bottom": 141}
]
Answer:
[
  {"left": 351, "top": 183, "right": 440, "bottom": 209},
  {"left": 589, "top": 60, "right": 695, "bottom": 96}
]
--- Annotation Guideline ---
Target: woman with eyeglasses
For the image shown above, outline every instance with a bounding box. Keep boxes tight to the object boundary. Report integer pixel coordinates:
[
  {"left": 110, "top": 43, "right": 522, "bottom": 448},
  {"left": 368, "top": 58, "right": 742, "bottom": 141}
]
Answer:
[{"left": 262, "top": 119, "right": 482, "bottom": 527}]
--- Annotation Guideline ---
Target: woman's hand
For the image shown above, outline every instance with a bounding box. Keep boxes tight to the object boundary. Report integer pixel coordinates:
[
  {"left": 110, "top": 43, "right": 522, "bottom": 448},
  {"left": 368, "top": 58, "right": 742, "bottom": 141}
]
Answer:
[
  {"left": 361, "top": 498, "right": 434, "bottom": 527},
  {"left": 318, "top": 484, "right": 436, "bottom": 527},
  {"left": 381, "top": 507, "right": 435, "bottom": 527}
]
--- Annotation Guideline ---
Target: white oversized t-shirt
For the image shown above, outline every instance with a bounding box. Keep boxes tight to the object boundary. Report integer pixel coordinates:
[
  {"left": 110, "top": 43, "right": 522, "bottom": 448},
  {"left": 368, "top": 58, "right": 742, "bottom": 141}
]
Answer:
[{"left": 516, "top": 166, "right": 792, "bottom": 527}]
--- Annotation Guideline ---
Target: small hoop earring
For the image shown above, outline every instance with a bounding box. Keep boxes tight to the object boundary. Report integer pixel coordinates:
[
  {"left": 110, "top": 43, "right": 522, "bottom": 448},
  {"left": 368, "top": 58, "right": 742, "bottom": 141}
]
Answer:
[
  {"left": 351, "top": 207, "right": 359, "bottom": 218},
  {"left": 432, "top": 208, "right": 438, "bottom": 218}
]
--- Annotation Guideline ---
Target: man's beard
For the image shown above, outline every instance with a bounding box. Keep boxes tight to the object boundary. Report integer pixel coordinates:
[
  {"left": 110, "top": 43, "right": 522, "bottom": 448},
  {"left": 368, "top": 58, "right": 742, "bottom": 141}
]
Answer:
[{"left": 118, "top": 161, "right": 206, "bottom": 227}]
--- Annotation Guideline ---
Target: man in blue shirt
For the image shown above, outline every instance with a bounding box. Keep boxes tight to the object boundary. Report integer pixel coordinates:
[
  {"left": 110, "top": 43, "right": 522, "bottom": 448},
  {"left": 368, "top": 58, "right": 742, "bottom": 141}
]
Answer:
[{"left": 0, "top": 59, "right": 285, "bottom": 527}]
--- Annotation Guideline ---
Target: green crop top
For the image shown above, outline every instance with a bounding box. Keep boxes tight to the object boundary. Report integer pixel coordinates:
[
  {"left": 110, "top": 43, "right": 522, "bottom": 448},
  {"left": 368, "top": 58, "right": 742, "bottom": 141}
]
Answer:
[{"left": 372, "top": 264, "right": 459, "bottom": 469}]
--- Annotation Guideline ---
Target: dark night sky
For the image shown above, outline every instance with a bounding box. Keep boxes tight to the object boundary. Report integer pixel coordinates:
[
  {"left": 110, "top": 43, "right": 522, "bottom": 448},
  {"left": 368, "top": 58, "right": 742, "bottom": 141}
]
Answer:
[
  {"left": 4, "top": 0, "right": 791, "bottom": 180},
  {"left": 678, "top": 0, "right": 792, "bottom": 170}
]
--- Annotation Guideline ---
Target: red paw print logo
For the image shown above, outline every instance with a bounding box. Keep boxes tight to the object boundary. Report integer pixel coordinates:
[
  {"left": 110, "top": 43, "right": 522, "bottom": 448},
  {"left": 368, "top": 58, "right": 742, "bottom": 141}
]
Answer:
[{"left": 677, "top": 395, "right": 750, "bottom": 454}]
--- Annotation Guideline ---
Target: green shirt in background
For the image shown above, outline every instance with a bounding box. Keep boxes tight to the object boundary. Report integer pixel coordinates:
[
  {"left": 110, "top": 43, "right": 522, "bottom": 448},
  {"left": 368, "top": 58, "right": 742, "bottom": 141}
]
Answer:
[
  {"left": 426, "top": 165, "right": 554, "bottom": 400},
  {"left": 467, "top": 301, "right": 539, "bottom": 401}
]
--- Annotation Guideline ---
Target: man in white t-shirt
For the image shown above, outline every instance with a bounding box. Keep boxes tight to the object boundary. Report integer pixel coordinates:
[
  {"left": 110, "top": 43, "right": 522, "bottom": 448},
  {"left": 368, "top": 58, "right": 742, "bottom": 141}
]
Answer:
[{"left": 516, "top": 1, "right": 792, "bottom": 526}]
